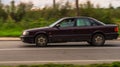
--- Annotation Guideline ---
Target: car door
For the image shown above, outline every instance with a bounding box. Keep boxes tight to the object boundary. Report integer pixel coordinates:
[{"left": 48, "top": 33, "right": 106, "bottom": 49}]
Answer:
[
  {"left": 52, "top": 18, "right": 76, "bottom": 42},
  {"left": 73, "top": 18, "right": 94, "bottom": 41}
]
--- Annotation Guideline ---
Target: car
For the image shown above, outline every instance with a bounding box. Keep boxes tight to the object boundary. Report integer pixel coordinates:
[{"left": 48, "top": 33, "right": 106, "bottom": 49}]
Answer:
[{"left": 20, "top": 17, "right": 119, "bottom": 47}]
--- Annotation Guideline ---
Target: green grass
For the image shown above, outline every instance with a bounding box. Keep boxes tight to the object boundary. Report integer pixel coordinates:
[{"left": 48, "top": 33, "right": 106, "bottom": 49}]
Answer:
[
  {"left": 0, "top": 30, "right": 22, "bottom": 37},
  {"left": 0, "top": 18, "right": 55, "bottom": 37},
  {"left": 0, "top": 26, "right": 23, "bottom": 37},
  {"left": 1, "top": 62, "right": 120, "bottom": 67}
]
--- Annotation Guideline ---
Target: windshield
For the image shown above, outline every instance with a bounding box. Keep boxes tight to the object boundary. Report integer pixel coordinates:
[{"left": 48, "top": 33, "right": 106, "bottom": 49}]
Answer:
[{"left": 49, "top": 18, "right": 65, "bottom": 27}]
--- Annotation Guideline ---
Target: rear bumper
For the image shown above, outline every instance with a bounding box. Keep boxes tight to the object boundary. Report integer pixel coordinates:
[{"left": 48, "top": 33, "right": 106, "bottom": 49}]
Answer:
[
  {"left": 20, "top": 36, "right": 34, "bottom": 43},
  {"left": 105, "top": 33, "right": 119, "bottom": 40}
]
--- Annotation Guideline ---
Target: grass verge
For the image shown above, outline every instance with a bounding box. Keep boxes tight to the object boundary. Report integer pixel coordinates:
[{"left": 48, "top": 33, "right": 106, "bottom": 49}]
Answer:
[
  {"left": 1, "top": 62, "right": 120, "bottom": 67},
  {"left": 0, "top": 18, "right": 54, "bottom": 37}
]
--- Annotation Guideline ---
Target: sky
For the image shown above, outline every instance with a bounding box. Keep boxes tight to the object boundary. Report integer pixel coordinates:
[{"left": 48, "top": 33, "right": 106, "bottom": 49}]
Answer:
[{"left": 1, "top": 0, "right": 120, "bottom": 8}]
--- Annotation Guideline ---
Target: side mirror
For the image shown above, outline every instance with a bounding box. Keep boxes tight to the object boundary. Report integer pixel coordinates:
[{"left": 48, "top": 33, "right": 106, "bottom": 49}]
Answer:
[{"left": 55, "top": 24, "right": 60, "bottom": 28}]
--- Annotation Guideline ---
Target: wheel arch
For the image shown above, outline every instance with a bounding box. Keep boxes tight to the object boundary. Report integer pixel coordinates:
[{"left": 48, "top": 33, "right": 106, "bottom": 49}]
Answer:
[
  {"left": 34, "top": 32, "right": 49, "bottom": 42},
  {"left": 90, "top": 31, "right": 105, "bottom": 41}
]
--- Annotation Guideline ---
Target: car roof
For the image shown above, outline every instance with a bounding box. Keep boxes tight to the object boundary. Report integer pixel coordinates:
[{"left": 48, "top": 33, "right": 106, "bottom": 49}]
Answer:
[{"left": 62, "top": 16, "right": 93, "bottom": 19}]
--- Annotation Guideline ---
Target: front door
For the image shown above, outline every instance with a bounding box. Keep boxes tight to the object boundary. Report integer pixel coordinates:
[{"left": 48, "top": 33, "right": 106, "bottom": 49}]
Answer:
[{"left": 52, "top": 18, "right": 76, "bottom": 42}]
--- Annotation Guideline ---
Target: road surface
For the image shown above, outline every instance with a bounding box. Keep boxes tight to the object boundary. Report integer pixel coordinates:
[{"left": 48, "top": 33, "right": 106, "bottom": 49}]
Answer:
[{"left": 0, "top": 40, "right": 120, "bottom": 65}]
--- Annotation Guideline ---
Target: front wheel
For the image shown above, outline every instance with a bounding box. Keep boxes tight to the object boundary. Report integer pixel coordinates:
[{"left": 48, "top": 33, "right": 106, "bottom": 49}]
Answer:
[
  {"left": 91, "top": 34, "right": 105, "bottom": 46},
  {"left": 35, "top": 34, "right": 48, "bottom": 47}
]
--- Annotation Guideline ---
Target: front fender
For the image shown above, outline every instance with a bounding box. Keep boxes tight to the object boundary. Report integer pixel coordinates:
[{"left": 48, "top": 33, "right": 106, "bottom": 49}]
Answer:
[{"left": 34, "top": 31, "right": 48, "bottom": 37}]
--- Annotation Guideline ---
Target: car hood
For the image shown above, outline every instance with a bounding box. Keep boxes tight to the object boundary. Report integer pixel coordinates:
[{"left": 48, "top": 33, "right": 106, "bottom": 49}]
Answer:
[{"left": 25, "top": 27, "right": 50, "bottom": 32}]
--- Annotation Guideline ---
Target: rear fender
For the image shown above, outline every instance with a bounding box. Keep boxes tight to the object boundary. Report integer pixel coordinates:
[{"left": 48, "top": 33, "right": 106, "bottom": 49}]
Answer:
[{"left": 89, "top": 30, "right": 105, "bottom": 42}]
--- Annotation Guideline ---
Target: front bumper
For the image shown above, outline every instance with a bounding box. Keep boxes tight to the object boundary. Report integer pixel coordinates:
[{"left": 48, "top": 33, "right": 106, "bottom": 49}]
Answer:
[{"left": 20, "top": 36, "right": 35, "bottom": 43}]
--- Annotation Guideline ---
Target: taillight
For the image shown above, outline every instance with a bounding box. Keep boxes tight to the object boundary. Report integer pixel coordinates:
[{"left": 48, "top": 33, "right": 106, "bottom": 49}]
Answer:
[{"left": 114, "top": 27, "right": 119, "bottom": 32}]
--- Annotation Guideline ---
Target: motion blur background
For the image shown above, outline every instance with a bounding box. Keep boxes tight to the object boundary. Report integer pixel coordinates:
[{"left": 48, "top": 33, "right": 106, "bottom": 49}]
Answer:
[{"left": 0, "top": 0, "right": 120, "bottom": 37}]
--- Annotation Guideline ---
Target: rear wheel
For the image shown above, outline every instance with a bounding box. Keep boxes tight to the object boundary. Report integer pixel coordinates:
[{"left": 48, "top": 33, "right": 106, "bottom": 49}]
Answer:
[
  {"left": 35, "top": 34, "right": 48, "bottom": 47},
  {"left": 91, "top": 34, "right": 105, "bottom": 46}
]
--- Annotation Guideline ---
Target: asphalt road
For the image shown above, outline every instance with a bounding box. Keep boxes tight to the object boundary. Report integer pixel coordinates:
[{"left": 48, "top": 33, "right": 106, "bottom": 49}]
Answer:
[{"left": 0, "top": 40, "right": 120, "bottom": 65}]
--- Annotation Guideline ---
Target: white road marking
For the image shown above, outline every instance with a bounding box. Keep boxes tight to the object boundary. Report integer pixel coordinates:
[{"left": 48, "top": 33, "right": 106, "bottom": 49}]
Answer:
[{"left": 0, "top": 47, "right": 120, "bottom": 51}]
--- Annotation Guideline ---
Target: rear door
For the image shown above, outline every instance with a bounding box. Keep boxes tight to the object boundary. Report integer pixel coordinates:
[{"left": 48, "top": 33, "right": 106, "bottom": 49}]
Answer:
[{"left": 74, "top": 18, "right": 96, "bottom": 41}]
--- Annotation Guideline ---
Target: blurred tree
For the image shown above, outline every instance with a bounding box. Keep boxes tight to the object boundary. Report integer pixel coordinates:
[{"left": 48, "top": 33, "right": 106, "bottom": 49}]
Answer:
[
  {"left": 75, "top": 0, "right": 80, "bottom": 16},
  {"left": 96, "top": 4, "right": 100, "bottom": 9},
  {"left": 10, "top": 0, "right": 16, "bottom": 21},
  {"left": 116, "top": 7, "right": 120, "bottom": 9},
  {"left": 80, "top": 0, "right": 94, "bottom": 17},
  {"left": 15, "top": 3, "right": 26, "bottom": 22},
  {"left": 0, "top": 0, "right": 3, "bottom": 8},
  {"left": 0, "top": 0, "right": 118, "bottom": 24},
  {"left": 0, "top": 0, "right": 7, "bottom": 21},
  {"left": 53, "top": 0, "right": 56, "bottom": 8},
  {"left": 109, "top": 3, "right": 114, "bottom": 9},
  {"left": 4, "top": 5, "right": 9, "bottom": 13},
  {"left": 24, "top": 2, "right": 33, "bottom": 11},
  {"left": 60, "top": 1, "right": 72, "bottom": 17},
  {"left": 11, "top": 0, "right": 15, "bottom": 12},
  {"left": 16, "top": 2, "right": 33, "bottom": 22},
  {"left": 114, "top": 7, "right": 120, "bottom": 18},
  {"left": 85, "top": 0, "right": 94, "bottom": 8}
]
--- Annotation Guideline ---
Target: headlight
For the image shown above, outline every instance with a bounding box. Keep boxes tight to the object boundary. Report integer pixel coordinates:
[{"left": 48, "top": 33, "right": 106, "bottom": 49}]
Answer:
[{"left": 23, "top": 31, "right": 29, "bottom": 35}]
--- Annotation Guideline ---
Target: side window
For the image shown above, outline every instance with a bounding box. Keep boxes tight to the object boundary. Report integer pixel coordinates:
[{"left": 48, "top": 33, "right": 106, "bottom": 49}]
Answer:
[
  {"left": 59, "top": 18, "right": 75, "bottom": 28},
  {"left": 89, "top": 19, "right": 99, "bottom": 26},
  {"left": 76, "top": 18, "right": 91, "bottom": 27}
]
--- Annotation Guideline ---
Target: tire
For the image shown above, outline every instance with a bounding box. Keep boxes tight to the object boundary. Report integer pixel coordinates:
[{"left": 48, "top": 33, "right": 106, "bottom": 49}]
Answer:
[
  {"left": 91, "top": 34, "right": 105, "bottom": 46},
  {"left": 35, "top": 34, "right": 48, "bottom": 47}
]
